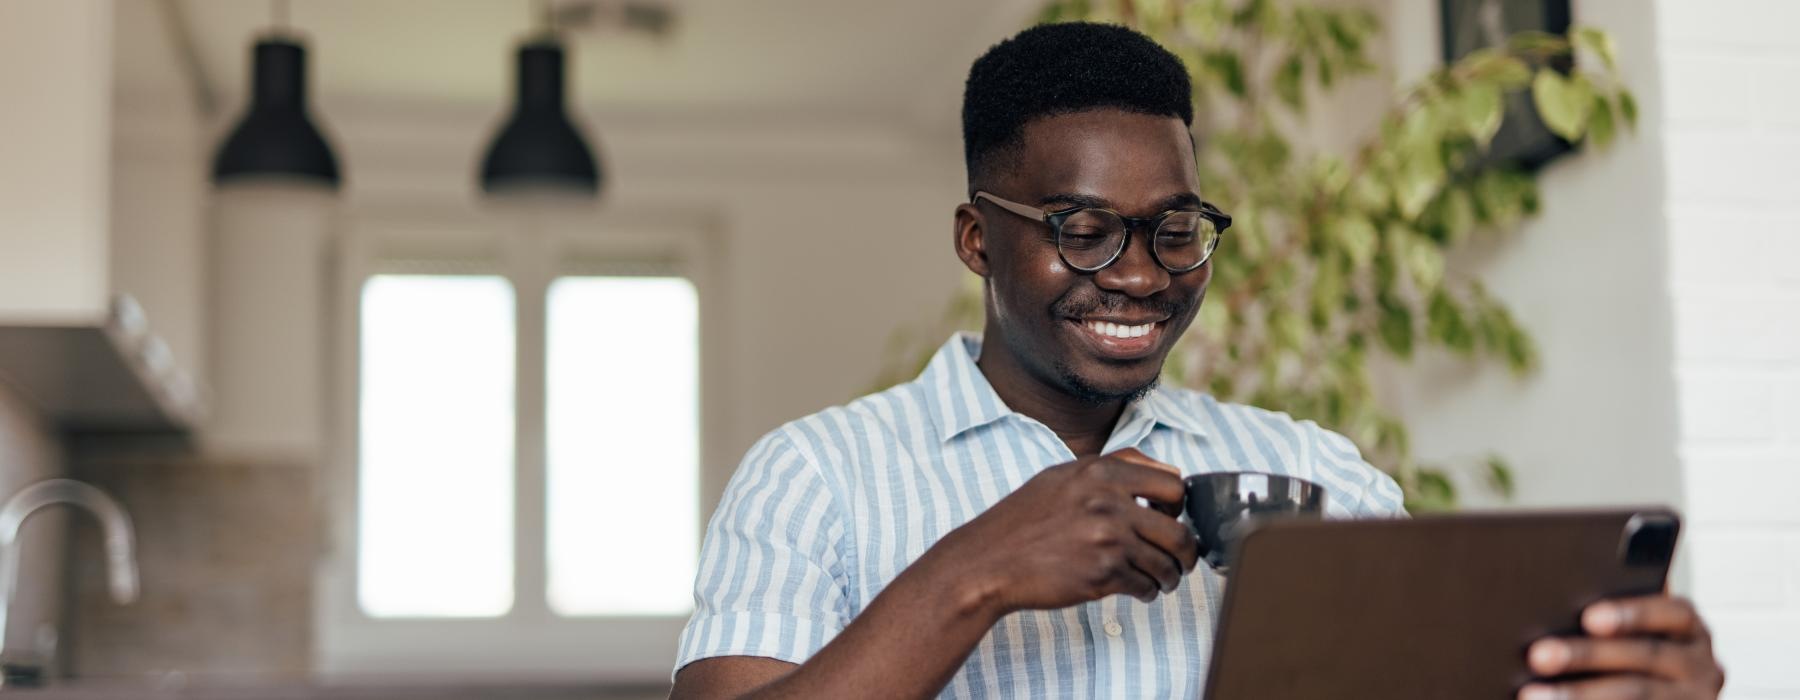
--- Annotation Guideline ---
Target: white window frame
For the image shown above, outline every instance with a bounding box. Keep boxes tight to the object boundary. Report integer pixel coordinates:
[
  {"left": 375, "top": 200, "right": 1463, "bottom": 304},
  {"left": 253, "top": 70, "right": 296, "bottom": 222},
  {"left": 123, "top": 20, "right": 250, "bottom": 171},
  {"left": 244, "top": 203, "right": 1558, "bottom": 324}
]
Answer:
[{"left": 317, "top": 202, "right": 726, "bottom": 682}]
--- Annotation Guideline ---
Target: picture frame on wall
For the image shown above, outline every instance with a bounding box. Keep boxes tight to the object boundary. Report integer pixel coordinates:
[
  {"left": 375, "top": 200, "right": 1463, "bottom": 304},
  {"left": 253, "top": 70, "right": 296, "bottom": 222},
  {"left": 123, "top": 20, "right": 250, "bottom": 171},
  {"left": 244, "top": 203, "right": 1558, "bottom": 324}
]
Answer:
[{"left": 1440, "top": 0, "right": 1574, "bottom": 172}]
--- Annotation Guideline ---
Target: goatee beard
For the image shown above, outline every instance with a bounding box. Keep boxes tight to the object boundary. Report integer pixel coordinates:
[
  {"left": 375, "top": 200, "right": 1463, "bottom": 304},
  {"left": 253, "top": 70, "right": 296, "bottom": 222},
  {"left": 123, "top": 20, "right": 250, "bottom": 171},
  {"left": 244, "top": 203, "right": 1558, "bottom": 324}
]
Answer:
[{"left": 1056, "top": 364, "right": 1160, "bottom": 406}]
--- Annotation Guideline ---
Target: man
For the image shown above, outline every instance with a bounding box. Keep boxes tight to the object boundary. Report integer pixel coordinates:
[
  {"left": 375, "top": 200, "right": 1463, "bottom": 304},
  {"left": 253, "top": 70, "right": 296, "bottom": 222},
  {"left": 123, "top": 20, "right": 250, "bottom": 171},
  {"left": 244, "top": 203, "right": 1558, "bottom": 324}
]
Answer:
[{"left": 671, "top": 22, "right": 1725, "bottom": 699}]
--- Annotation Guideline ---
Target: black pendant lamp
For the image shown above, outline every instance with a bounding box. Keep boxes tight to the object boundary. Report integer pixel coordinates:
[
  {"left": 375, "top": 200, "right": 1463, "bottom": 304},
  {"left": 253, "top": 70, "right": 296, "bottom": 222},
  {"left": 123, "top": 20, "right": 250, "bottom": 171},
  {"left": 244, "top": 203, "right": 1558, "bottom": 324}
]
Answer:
[
  {"left": 480, "top": 33, "right": 601, "bottom": 196},
  {"left": 211, "top": 32, "right": 341, "bottom": 188}
]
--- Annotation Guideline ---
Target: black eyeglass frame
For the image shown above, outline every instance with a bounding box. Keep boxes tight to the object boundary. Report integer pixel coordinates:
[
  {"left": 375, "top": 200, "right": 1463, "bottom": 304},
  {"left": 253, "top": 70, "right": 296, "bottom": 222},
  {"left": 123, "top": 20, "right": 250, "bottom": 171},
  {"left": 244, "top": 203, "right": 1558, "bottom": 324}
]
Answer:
[{"left": 971, "top": 190, "right": 1233, "bottom": 273}]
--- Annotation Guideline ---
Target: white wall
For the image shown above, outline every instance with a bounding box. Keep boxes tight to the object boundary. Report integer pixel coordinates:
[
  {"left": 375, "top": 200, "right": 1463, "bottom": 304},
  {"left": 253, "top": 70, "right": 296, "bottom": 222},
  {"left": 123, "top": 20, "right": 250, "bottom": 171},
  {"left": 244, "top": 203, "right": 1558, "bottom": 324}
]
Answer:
[
  {"left": 276, "top": 103, "right": 968, "bottom": 678},
  {"left": 1374, "top": 0, "right": 1684, "bottom": 512},
  {"left": 251, "top": 99, "right": 971, "bottom": 515},
  {"left": 1655, "top": 1, "right": 1800, "bottom": 697},
  {"left": 1371, "top": 1, "right": 1799, "bottom": 694}
]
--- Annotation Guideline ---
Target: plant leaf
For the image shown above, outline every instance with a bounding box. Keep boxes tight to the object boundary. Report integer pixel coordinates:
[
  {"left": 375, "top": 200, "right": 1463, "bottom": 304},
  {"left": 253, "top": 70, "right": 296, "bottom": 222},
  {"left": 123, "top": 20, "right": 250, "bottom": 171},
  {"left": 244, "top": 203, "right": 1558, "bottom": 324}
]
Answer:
[
  {"left": 1310, "top": 259, "right": 1344, "bottom": 326},
  {"left": 1349, "top": 170, "right": 1389, "bottom": 211},
  {"left": 1334, "top": 214, "right": 1379, "bottom": 267},
  {"left": 1442, "top": 186, "right": 1476, "bottom": 243},
  {"left": 1573, "top": 27, "right": 1618, "bottom": 71},
  {"left": 1412, "top": 468, "right": 1457, "bottom": 512},
  {"left": 1618, "top": 89, "right": 1639, "bottom": 129},
  {"left": 1461, "top": 48, "right": 1532, "bottom": 88},
  {"left": 1427, "top": 289, "right": 1473, "bottom": 354},
  {"left": 1272, "top": 310, "right": 1307, "bottom": 352},
  {"left": 1507, "top": 30, "right": 1567, "bottom": 56},
  {"left": 1232, "top": 0, "right": 1273, "bottom": 29},
  {"left": 1486, "top": 455, "right": 1516, "bottom": 498},
  {"left": 1531, "top": 69, "right": 1592, "bottom": 141},
  {"left": 1198, "top": 296, "right": 1229, "bottom": 337},
  {"left": 1206, "top": 50, "right": 1248, "bottom": 97},
  {"left": 1377, "top": 298, "right": 1414, "bottom": 359},
  {"left": 1179, "top": 0, "right": 1226, "bottom": 40},
  {"left": 1403, "top": 234, "right": 1445, "bottom": 290},
  {"left": 1136, "top": 0, "right": 1173, "bottom": 24},
  {"left": 1275, "top": 54, "right": 1306, "bottom": 109},
  {"left": 1459, "top": 82, "right": 1505, "bottom": 145},
  {"left": 1588, "top": 93, "right": 1616, "bottom": 149},
  {"left": 1395, "top": 152, "right": 1445, "bottom": 219}
]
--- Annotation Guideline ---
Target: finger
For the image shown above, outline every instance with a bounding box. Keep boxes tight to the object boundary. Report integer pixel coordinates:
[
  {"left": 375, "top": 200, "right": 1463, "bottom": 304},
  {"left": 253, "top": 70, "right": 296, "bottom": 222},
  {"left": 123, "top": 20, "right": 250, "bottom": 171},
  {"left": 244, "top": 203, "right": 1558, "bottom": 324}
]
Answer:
[
  {"left": 1098, "top": 551, "right": 1161, "bottom": 602},
  {"left": 1584, "top": 596, "right": 1704, "bottom": 640},
  {"left": 1134, "top": 495, "right": 1184, "bottom": 519},
  {"left": 1124, "top": 539, "right": 1182, "bottom": 594},
  {"left": 1123, "top": 503, "right": 1200, "bottom": 574},
  {"left": 1518, "top": 676, "right": 1676, "bottom": 700},
  {"left": 1109, "top": 448, "right": 1180, "bottom": 476},
  {"left": 1095, "top": 456, "right": 1186, "bottom": 506},
  {"left": 1527, "top": 637, "right": 1695, "bottom": 681}
]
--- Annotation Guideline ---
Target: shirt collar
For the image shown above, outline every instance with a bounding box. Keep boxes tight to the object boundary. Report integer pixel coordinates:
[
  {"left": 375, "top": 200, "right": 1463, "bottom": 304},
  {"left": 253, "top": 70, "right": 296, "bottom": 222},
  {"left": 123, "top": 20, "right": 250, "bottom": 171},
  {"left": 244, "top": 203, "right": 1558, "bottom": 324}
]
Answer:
[
  {"left": 920, "top": 332, "right": 1014, "bottom": 441},
  {"left": 918, "top": 333, "right": 1209, "bottom": 443},
  {"left": 1131, "top": 381, "right": 1210, "bottom": 437}
]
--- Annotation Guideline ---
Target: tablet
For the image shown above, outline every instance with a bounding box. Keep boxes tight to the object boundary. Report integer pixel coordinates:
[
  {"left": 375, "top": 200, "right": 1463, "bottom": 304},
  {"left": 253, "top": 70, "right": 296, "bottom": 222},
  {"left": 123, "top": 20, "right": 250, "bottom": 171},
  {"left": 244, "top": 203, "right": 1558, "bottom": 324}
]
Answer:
[{"left": 1203, "top": 508, "right": 1680, "bottom": 700}]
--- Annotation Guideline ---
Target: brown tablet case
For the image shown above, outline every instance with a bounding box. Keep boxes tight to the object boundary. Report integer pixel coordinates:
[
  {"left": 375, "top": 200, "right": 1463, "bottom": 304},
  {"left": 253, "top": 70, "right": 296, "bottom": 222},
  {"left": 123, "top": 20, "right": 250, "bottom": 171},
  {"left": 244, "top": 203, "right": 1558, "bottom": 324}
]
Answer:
[{"left": 1203, "top": 509, "right": 1679, "bottom": 700}]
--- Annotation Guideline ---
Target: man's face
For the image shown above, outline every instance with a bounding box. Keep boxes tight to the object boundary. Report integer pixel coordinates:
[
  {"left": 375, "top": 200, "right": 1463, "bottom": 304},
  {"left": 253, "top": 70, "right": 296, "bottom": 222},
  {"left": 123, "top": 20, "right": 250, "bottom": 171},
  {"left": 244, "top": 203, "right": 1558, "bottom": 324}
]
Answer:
[{"left": 966, "top": 109, "right": 1212, "bottom": 403}]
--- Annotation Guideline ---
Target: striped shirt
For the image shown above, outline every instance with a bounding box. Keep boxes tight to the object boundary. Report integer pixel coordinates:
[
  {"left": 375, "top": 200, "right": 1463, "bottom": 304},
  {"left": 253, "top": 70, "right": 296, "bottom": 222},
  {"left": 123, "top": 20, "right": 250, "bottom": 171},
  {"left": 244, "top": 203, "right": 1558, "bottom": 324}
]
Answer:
[{"left": 676, "top": 333, "right": 1406, "bottom": 697}]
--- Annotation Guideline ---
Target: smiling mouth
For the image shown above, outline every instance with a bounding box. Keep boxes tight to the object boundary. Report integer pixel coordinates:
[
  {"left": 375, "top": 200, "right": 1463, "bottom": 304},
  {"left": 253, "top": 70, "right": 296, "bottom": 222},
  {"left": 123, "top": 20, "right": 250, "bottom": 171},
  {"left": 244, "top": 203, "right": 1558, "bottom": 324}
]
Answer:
[
  {"left": 1069, "top": 317, "right": 1165, "bottom": 359},
  {"left": 1084, "top": 319, "right": 1155, "bottom": 338}
]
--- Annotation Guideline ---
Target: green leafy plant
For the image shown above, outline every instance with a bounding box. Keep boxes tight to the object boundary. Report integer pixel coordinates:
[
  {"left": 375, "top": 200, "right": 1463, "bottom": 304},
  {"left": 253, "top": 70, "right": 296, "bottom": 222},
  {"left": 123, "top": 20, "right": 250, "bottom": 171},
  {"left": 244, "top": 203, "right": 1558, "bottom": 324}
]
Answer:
[{"left": 874, "top": 0, "right": 1635, "bottom": 511}]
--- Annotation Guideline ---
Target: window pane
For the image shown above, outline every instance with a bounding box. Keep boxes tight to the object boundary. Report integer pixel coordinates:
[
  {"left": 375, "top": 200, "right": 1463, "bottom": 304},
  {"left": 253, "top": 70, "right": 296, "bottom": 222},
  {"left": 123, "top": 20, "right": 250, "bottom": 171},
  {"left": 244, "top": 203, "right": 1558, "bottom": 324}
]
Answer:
[
  {"left": 546, "top": 276, "right": 699, "bottom": 616},
  {"left": 358, "top": 275, "right": 515, "bottom": 617}
]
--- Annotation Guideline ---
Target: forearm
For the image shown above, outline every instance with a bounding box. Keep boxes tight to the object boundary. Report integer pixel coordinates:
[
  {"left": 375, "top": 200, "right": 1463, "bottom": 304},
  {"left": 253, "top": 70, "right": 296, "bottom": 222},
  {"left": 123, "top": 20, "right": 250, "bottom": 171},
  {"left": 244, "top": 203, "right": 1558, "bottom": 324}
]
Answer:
[{"left": 737, "top": 547, "right": 1003, "bottom": 699}]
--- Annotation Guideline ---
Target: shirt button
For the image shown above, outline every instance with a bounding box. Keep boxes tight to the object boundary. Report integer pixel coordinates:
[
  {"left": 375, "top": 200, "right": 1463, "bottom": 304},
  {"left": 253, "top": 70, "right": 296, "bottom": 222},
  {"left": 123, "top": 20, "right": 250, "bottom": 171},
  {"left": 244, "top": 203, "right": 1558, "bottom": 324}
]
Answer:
[{"left": 1103, "top": 618, "right": 1123, "bottom": 637}]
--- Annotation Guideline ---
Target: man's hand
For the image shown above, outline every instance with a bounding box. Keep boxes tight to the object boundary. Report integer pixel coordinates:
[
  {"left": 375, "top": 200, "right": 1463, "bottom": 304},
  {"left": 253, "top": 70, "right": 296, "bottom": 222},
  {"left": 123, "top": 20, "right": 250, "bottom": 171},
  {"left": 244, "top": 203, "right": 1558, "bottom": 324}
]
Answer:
[
  {"left": 918, "top": 447, "right": 1199, "bottom": 615},
  {"left": 674, "top": 448, "right": 1198, "bottom": 700},
  {"left": 1519, "top": 595, "right": 1726, "bottom": 699}
]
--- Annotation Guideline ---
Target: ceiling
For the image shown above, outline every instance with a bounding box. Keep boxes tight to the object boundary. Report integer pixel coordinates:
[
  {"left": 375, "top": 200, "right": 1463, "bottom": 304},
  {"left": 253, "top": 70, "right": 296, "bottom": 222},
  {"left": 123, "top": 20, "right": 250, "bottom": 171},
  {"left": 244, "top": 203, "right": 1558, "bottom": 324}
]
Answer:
[{"left": 140, "top": 0, "right": 1045, "bottom": 128}]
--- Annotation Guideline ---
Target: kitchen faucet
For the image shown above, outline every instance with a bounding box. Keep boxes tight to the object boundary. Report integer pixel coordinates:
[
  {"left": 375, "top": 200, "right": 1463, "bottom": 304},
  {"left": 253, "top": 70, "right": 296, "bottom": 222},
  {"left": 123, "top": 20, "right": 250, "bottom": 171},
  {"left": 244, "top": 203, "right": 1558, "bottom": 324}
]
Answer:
[{"left": 0, "top": 478, "right": 138, "bottom": 683}]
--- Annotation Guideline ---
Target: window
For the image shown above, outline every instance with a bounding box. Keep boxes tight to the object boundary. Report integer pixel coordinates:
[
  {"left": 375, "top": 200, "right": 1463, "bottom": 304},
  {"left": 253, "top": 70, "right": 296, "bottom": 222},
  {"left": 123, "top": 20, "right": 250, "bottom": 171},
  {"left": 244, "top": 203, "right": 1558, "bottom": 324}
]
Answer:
[
  {"left": 358, "top": 275, "right": 516, "bottom": 618},
  {"left": 322, "top": 214, "right": 717, "bottom": 680},
  {"left": 546, "top": 277, "right": 700, "bottom": 616}
]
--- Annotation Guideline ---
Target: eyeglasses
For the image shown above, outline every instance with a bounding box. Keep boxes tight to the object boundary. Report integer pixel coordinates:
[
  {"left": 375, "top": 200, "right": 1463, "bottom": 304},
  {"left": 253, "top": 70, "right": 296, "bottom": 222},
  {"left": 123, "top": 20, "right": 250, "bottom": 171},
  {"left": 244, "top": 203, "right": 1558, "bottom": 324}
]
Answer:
[{"left": 972, "top": 190, "right": 1231, "bottom": 273}]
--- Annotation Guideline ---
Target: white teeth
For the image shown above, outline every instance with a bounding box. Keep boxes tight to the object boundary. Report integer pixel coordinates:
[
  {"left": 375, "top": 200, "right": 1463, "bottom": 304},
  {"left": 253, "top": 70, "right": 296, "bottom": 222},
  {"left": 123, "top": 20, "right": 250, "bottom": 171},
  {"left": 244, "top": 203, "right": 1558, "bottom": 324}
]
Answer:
[{"left": 1086, "top": 321, "right": 1155, "bottom": 339}]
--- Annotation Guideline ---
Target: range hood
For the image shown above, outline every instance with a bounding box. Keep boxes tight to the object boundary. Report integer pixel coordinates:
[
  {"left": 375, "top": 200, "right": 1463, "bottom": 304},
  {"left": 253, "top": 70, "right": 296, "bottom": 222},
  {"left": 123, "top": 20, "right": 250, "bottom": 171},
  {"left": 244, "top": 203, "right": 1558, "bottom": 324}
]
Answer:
[{"left": 0, "top": 295, "right": 201, "bottom": 433}]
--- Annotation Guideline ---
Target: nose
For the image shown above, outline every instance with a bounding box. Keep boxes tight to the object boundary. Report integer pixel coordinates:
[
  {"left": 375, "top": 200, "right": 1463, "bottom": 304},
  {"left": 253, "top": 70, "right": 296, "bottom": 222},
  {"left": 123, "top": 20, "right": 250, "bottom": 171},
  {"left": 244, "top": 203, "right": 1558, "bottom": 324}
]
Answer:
[{"left": 1092, "top": 228, "right": 1170, "bottom": 298}]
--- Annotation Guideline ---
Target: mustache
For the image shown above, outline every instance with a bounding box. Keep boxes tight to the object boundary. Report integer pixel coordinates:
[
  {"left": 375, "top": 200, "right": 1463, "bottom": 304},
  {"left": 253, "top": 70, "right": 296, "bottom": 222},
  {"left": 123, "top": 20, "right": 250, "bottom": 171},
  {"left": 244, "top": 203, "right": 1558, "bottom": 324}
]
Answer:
[{"left": 1052, "top": 290, "right": 1188, "bottom": 320}]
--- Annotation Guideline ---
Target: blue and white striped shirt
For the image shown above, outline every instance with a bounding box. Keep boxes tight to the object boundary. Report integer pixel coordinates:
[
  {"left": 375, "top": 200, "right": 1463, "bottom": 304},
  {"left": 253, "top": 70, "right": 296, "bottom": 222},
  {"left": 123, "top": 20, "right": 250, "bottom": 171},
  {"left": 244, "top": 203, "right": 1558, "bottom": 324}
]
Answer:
[{"left": 677, "top": 333, "right": 1405, "bottom": 697}]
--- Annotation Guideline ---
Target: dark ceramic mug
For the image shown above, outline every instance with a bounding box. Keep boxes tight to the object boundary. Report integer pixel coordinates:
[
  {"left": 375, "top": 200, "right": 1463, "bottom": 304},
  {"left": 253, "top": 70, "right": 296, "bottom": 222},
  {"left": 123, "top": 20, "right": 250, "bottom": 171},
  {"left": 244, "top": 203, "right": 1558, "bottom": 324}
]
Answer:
[{"left": 1182, "top": 472, "right": 1326, "bottom": 573}]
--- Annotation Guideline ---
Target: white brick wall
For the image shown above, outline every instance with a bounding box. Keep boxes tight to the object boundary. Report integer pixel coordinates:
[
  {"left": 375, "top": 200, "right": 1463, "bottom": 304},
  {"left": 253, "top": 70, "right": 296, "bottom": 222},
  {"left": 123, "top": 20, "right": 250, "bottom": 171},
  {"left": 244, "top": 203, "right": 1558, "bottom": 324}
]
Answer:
[{"left": 1657, "top": 0, "right": 1800, "bottom": 697}]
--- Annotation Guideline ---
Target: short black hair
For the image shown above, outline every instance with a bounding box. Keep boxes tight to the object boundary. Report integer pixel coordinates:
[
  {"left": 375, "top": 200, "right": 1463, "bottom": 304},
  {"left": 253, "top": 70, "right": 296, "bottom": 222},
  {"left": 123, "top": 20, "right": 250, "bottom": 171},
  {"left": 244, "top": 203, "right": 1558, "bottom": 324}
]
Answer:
[{"left": 961, "top": 22, "right": 1194, "bottom": 193}]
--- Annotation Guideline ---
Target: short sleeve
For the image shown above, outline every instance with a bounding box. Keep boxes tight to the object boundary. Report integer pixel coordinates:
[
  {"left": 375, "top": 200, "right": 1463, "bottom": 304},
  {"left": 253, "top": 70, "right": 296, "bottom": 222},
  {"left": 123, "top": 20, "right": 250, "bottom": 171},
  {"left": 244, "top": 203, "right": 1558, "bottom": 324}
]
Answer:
[
  {"left": 673, "top": 430, "right": 852, "bottom": 678},
  {"left": 1305, "top": 421, "right": 1409, "bottom": 518}
]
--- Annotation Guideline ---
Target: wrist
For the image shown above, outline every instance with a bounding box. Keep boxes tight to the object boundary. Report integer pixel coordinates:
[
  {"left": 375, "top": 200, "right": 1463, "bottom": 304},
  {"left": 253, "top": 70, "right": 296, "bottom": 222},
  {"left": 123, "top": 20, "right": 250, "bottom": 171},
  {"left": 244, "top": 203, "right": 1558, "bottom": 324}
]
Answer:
[{"left": 908, "top": 540, "right": 1011, "bottom": 624}]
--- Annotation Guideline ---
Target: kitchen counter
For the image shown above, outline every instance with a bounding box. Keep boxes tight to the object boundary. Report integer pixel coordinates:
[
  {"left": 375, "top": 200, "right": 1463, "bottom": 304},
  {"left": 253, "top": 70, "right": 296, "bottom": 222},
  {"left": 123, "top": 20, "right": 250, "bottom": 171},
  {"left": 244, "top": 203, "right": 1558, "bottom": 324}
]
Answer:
[{"left": 3, "top": 680, "right": 669, "bottom": 700}]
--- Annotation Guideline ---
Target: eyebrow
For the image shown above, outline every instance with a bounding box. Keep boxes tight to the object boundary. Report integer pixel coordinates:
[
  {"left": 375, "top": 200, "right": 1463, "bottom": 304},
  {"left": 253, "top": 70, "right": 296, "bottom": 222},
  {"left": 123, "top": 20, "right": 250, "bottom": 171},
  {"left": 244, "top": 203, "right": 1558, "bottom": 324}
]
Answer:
[{"left": 1038, "top": 191, "right": 1205, "bottom": 214}]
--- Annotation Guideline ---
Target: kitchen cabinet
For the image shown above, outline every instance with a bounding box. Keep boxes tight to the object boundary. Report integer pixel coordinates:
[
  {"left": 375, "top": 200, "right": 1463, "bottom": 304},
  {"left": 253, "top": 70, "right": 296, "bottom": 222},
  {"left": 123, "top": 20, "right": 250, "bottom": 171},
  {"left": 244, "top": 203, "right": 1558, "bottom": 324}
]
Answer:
[{"left": 0, "top": 0, "right": 207, "bottom": 432}]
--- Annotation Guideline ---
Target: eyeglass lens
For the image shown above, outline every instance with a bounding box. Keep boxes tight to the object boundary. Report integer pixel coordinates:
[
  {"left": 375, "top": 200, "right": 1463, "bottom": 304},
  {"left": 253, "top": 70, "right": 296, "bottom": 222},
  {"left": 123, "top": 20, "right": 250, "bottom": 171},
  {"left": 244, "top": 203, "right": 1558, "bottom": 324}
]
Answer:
[{"left": 1057, "top": 210, "right": 1218, "bottom": 272}]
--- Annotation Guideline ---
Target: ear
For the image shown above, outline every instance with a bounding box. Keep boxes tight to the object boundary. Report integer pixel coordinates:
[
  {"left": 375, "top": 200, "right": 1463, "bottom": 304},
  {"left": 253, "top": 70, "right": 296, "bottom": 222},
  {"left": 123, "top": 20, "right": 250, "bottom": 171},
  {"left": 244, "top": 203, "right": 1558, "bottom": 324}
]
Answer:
[{"left": 953, "top": 202, "right": 990, "bottom": 278}]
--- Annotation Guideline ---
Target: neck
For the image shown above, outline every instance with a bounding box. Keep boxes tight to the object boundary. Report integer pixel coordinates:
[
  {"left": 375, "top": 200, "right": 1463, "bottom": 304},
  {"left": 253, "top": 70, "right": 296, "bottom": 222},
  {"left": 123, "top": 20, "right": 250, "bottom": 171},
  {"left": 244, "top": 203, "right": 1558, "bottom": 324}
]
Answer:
[{"left": 974, "top": 327, "right": 1126, "bottom": 458}]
